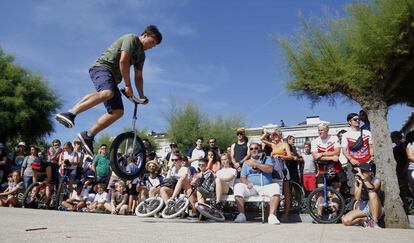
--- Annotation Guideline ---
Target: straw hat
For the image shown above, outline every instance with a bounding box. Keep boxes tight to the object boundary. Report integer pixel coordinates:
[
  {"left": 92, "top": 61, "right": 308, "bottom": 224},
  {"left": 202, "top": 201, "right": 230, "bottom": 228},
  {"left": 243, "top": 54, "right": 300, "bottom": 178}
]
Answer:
[{"left": 145, "top": 159, "right": 160, "bottom": 171}]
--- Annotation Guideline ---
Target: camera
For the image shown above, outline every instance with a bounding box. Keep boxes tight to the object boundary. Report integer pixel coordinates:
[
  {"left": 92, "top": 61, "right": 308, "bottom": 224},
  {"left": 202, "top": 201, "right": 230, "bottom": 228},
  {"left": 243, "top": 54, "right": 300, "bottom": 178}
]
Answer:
[
  {"left": 352, "top": 168, "right": 359, "bottom": 174},
  {"left": 64, "top": 159, "right": 70, "bottom": 166}
]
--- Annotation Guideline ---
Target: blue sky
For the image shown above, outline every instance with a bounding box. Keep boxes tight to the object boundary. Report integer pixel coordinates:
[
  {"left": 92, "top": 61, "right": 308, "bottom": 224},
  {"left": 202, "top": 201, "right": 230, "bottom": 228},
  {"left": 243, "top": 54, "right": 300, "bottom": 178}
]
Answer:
[{"left": 1, "top": 0, "right": 412, "bottom": 143}]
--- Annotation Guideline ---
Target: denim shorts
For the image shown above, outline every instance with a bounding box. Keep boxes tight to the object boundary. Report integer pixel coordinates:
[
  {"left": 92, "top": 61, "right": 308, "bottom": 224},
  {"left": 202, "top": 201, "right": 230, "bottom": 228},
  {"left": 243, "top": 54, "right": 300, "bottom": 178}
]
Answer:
[{"left": 89, "top": 67, "right": 124, "bottom": 113}]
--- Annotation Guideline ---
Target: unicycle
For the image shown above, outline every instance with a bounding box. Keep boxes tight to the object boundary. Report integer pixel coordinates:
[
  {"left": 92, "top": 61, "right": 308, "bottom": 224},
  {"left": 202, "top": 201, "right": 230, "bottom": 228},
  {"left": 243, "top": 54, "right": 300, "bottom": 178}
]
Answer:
[
  {"left": 196, "top": 200, "right": 225, "bottom": 222},
  {"left": 110, "top": 89, "right": 148, "bottom": 180},
  {"left": 306, "top": 162, "right": 346, "bottom": 224},
  {"left": 136, "top": 196, "right": 164, "bottom": 217}
]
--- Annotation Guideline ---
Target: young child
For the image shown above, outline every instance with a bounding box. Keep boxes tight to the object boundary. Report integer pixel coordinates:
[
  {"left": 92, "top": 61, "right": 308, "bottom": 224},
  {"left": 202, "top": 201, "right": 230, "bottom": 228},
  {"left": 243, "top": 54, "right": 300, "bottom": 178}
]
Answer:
[
  {"left": 0, "top": 171, "right": 25, "bottom": 207},
  {"left": 60, "top": 181, "right": 88, "bottom": 211},
  {"left": 104, "top": 180, "right": 129, "bottom": 215},
  {"left": 88, "top": 183, "right": 108, "bottom": 213}
]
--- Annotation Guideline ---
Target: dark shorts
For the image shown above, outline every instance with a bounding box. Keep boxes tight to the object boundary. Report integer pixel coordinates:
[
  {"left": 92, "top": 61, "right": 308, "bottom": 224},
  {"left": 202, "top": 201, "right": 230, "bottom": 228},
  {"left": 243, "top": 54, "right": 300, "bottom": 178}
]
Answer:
[
  {"left": 89, "top": 67, "right": 123, "bottom": 113},
  {"left": 128, "top": 184, "right": 138, "bottom": 196}
]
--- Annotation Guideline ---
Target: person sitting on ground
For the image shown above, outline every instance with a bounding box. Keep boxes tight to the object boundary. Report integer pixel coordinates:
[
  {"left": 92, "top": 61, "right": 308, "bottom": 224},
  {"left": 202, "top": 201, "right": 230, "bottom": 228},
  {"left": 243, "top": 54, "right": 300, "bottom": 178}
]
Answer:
[
  {"left": 206, "top": 149, "right": 221, "bottom": 174},
  {"left": 88, "top": 183, "right": 108, "bottom": 213},
  {"left": 0, "top": 171, "right": 25, "bottom": 207},
  {"left": 60, "top": 181, "right": 89, "bottom": 212},
  {"left": 215, "top": 153, "right": 237, "bottom": 205},
  {"left": 233, "top": 143, "right": 281, "bottom": 225},
  {"left": 138, "top": 159, "right": 164, "bottom": 199},
  {"left": 105, "top": 180, "right": 129, "bottom": 215},
  {"left": 342, "top": 163, "right": 382, "bottom": 228}
]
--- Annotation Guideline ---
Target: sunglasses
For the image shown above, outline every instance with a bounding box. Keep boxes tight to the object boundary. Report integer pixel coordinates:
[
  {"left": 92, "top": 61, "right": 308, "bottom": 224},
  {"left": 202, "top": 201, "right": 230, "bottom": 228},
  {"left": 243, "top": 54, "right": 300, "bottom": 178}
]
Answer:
[
  {"left": 236, "top": 133, "right": 244, "bottom": 136},
  {"left": 352, "top": 117, "right": 360, "bottom": 121},
  {"left": 250, "top": 147, "right": 259, "bottom": 150}
]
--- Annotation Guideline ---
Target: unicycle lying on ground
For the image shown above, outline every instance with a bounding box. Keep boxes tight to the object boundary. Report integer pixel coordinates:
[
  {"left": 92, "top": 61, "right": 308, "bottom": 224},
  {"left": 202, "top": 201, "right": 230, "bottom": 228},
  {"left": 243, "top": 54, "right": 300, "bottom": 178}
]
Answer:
[
  {"left": 306, "top": 162, "right": 346, "bottom": 224},
  {"left": 136, "top": 196, "right": 164, "bottom": 217},
  {"left": 110, "top": 89, "right": 148, "bottom": 180},
  {"left": 194, "top": 171, "right": 225, "bottom": 222}
]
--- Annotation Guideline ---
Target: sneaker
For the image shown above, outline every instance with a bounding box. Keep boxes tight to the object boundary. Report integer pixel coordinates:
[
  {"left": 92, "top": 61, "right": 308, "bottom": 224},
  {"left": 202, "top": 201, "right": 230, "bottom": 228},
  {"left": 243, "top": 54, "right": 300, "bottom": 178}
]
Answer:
[
  {"left": 234, "top": 213, "right": 246, "bottom": 223},
  {"left": 78, "top": 131, "right": 94, "bottom": 156},
  {"left": 268, "top": 214, "right": 281, "bottom": 225},
  {"left": 58, "top": 205, "right": 67, "bottom": 211},
  {"left": 55, "top": 112, "right": 76, "bottom": 128}
]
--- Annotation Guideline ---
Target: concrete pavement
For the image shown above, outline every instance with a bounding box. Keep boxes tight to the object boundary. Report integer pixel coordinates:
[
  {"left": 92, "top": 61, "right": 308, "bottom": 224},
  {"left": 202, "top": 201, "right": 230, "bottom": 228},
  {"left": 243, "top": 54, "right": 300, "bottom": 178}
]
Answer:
[{"left": 0, "top": 207, "right": 413, "bottom": 243}]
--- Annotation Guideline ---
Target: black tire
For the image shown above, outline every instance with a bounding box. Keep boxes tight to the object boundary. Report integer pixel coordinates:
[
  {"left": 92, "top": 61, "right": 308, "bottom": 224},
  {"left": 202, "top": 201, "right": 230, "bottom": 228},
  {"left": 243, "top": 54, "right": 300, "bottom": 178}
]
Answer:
[
  {"left": 50, "top": 179, "right": 66, "bottom": 209},
  {"left": 290, "top": 181, "right": 305, "bottom": 213},
  {"left": 22, "top": 182, "right": 46, "bottom": 209},
  {"left": 110, "top": 132, "right": 146, "bottom": 180},
  {"left": 306, "top": 187, "right": 346, "bottom": 224},
  {"left": 161, "top": 197, "right": 189, "bottom": 219},
  {"left": 196, "top": 202, "right": 225, "bottom": 222}
]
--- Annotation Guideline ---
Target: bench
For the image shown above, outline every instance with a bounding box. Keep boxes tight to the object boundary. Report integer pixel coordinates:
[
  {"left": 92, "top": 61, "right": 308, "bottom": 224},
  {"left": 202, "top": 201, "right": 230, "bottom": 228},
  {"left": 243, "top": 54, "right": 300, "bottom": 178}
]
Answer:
[{"left": 219, "top": 179, "right": 283, "bottom": 222}]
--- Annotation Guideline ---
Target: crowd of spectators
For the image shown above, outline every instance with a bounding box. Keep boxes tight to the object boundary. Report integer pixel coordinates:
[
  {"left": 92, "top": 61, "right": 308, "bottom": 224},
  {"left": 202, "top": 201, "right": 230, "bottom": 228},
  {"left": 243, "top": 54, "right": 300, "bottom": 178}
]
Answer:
[{"left": 1, "top": 110, "right": 414, "bottom": 228}]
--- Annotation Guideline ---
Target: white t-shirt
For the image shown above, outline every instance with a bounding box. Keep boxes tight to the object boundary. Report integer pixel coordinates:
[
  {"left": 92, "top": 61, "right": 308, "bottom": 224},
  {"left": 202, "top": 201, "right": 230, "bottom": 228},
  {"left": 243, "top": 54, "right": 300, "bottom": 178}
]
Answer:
[
  {"left": 341, "top": 129, "right": 372, "bottom": 163},
  {"left": 311, "top": 135, "right": 342, "bottom": 172},
  {"left": 148, "top": 177, "right": 161, "bottom": 188},
  {"left": 63, "top": 151, "right": 77, "bottom": 170},
  {"left": 93, "top": 191, "right": 108, "bottom": 203},
  {"left": 70, "top": 188, "right": 89, "bottom": 201},
  {"left": 302, "top": 153, "right": 316, "bottom": 174},
  {"left": 216, "top": 167, "right": 237, "bottom": 190},
  {"left": 189, "top": 147, "right": 205, "bottom": 169},
  {"left": 167, "top": 166, "right": 189, "bottom": 180}
]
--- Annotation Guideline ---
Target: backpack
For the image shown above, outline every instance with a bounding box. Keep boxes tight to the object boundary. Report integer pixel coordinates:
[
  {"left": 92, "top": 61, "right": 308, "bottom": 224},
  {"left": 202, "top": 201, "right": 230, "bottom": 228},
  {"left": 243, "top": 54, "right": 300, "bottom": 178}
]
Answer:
[
  {"left": 196, "top": 170, "right": 216, "bottom": 199},
  {"left": 31, "top": 157, "right": 42, "bottom": 171}
]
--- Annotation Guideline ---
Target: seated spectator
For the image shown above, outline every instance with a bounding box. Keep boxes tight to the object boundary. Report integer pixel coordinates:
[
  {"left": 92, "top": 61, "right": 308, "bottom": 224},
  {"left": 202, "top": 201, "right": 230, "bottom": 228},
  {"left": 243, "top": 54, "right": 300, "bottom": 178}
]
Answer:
[
  {"left": 0, "top": 171, "right": 25, "bottom": 207},
  {"left": 32, "top": 154, "right": 55, "bottom": 205},
  {"left": 163, "top": 143, "right": 179, "bottom": 170},
  {"left": 405, "top": 131, "right": 414, "bottom": 198},
  {"left": 342, "top": 163, "right": 382, "bottom": 228},
  {"left": 159, "top": 153, "right": 189, "bottom": 204},
  {"left": 104, "top": 180, "right": 128, "bottom": 215},
  {"left": 138, "top": 159, "right": 164, "bottom": 199},
  {"left": 233, "top": 143, "right": 281, "bottom": 225},
  {"left": 215, "top": 153, "right": 237, "bottom": 204},
  {"left": 207, "top": 149, "right": 221, "bottom": 174},
  {"left": 88, "top": 183, "right": 108, "bottom": 213},
  {"left": 60, "top": 181, "right": 88, "bottom": 211},
  {"left": 92, "top": 144, "right": 111, "bottom": 186}
]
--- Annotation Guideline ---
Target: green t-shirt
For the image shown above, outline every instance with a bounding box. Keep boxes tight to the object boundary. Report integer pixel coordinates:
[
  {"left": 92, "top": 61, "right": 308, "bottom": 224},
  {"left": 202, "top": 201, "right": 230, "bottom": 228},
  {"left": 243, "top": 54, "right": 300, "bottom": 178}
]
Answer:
[
  {"left": 92, "top": 33, "right": 146, "bottom": 84},
  {"left": 93, "top": 154, "right": 110, "bottom": 177}
]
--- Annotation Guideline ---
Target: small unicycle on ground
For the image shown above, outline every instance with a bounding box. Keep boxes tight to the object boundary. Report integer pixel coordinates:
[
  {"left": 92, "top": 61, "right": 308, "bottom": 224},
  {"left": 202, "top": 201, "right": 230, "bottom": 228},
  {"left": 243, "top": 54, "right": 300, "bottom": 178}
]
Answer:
[
  {"left": 306, "top": 162, "right": 346, "bottom": 224},
  {"left": 195, "top": 200, "right": 225, "bottom": 222},
  {"left": 135, "top": 196, "right": 164, "bottom": 217},
  {"left": 110, "top": 89, "right": 148, "bottom": 180},
  {"left": 161, "top": 195, "right": 190, "bottom": 219}
]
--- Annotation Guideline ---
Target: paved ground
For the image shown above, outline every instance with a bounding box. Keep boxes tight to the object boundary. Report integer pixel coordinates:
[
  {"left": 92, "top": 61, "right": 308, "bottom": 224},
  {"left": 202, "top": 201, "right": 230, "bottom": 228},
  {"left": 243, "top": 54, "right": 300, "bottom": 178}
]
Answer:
[{"left": 0, "top": 207, "right": 413, "bottom": 243}]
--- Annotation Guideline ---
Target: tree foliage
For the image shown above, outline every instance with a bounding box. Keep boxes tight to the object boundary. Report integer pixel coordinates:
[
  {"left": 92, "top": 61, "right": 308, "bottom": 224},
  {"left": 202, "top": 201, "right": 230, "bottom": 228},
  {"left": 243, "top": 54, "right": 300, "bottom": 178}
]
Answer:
[
  {"left": 278, "top": 0, "right": 414, "bottom": 228},
  {"left": 167, "top": 103, "right": 244, "bottom": 154},
  {"left": 279, "top": 0, "right": 414, "bottom": 106},
  {"left": 0, "top": 48, "right": 61, "bottom": 145}
]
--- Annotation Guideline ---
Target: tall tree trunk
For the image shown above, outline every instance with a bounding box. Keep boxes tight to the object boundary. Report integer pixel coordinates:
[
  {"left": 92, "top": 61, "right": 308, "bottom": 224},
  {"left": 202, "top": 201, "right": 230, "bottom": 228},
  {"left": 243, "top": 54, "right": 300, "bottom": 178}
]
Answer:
[{"left": 364, "top": 101, "right": 409, "bottom": 228}]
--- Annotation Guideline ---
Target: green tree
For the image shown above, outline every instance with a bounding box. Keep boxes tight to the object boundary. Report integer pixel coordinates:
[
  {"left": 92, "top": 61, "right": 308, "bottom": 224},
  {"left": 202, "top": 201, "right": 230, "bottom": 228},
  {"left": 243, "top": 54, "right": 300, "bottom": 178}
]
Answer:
[
  {"left": 167, "top": 103, "right": 244, "bottom": 154},
  {"left": 279, "top": 0, "right": 414, "bottom": 228},
  {"left": 0, "top": 48, "right": 61, "bottom": 145}
]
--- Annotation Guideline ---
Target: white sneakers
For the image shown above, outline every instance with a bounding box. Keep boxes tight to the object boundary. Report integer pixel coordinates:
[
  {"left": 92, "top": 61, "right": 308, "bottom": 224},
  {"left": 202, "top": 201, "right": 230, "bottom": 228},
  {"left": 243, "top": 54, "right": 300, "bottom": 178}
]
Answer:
[
  {"left": 268, "top": 214, "right": 280, "bottom": 225},
  {"left": 234, "top": 213, "right": 280, "bottom": 225},
  {"left": 234, "top": 213, "right": 247, "bottom": 223}
]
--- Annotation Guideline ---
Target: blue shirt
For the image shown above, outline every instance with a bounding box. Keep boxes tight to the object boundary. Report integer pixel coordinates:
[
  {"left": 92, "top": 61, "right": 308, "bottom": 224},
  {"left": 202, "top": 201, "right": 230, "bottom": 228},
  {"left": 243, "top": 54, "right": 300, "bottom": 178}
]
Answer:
[{"left": 241, "top": 156, "right": 273, "bottom": 186}]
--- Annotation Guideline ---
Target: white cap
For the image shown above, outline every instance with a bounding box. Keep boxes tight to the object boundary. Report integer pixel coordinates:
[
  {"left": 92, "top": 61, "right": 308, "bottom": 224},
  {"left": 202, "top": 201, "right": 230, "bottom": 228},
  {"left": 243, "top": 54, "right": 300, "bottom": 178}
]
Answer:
[{"left": 18, "top": 142, "right": 26, "bottom": 147}]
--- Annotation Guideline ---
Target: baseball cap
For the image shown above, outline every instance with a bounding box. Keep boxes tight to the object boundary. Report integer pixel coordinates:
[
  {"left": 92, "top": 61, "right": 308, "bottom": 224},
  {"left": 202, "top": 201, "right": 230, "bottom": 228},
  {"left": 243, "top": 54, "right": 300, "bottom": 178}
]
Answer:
[
  {"left": 169, "top": 142, "right": 177, "bottom": 147},
  {"left": 236, "top": 128, "right": 245, "bottom": 133},
  {"left": 18, "top": 142, "right": 26, "bottom": 147},
  {"left": 359, "top": 163, "right": 373, "bottom": 172}
]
